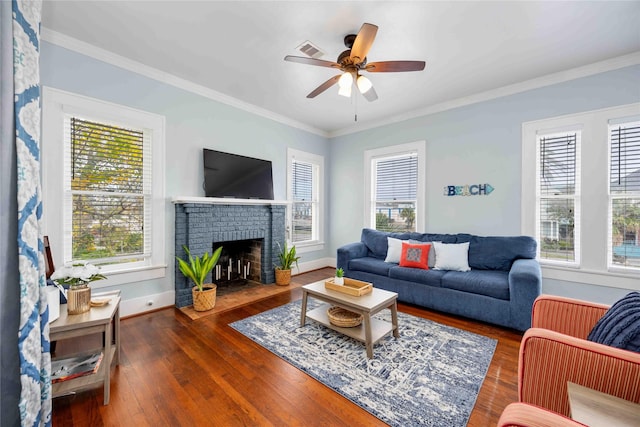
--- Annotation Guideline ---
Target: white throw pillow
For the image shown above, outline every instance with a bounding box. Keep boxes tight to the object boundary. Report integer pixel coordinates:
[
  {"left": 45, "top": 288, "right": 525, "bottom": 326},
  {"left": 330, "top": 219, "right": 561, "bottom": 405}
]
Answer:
[
  {"left": 433, "top": 242, "right": 471, "bottom": 272},
  {"left": 385, "top": 237, "right": 403, "bottom": 263}
]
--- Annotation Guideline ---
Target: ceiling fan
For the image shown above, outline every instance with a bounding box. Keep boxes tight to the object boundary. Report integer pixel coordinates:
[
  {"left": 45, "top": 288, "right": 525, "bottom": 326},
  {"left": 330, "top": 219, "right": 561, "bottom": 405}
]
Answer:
[{"left": 284, "top": 23, "right": 425, "bottom": 102}]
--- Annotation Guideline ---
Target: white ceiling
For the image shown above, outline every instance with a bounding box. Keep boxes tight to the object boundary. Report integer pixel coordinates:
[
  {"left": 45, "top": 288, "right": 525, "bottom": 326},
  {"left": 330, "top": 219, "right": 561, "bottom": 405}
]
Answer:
[{"left": 41, "top": 1, "right": 640, "bottom": 136}]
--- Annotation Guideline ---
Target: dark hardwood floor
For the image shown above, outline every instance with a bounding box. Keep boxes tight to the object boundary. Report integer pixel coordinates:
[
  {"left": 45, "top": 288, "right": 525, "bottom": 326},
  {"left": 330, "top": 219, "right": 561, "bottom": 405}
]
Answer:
[{"left": 52, "top": 268, "right": 522, "bottom": 426}]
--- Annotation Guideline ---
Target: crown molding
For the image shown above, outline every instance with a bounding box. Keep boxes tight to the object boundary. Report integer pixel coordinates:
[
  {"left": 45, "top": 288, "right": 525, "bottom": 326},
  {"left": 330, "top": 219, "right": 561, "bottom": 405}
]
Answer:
[
  {"left": 41, "top": 27, "right": 639, "bottom": 141},
  {"left": 41, "top": 27, "right": 329, "bottom": 138},
  {"left": 328, "top": 51, "right": 640, "bottom": 138}
]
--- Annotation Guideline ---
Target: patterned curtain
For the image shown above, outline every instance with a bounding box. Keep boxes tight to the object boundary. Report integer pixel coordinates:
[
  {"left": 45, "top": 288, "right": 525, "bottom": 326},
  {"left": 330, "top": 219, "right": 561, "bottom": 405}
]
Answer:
[{"left": 12, "top": 1, "right": 52, "bottom": 426}]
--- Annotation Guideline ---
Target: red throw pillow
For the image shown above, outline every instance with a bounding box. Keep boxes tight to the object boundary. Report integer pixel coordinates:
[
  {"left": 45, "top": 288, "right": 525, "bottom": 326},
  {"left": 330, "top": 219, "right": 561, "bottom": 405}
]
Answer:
[{"left": 399, "top": 242, "right": 430, "bottom": 270}]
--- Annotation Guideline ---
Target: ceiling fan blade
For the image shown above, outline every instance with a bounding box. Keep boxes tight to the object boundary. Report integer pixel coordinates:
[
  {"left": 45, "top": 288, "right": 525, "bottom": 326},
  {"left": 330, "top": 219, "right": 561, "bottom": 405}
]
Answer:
[
  {"left": 284, "top": 55, "right": 340, "bottom": 69},
  {"left": 350, "top": 23, "right": 378, "bottom": 64},
  {"left": 361, "top": 86, "right": 378, "bottom": 102},
  {"left": 307, "top": 75, "right": 341, "bottom": 98},
  {"left": 365, "top": 61, "right": 426, "bottom": 72}
]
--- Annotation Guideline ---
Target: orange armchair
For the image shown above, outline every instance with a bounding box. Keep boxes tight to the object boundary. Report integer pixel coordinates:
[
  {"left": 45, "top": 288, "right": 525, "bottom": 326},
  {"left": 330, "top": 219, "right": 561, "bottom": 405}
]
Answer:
[
  {"left": 517, "top": 294, "right": 640, "bottom": 417},
  {"left": 497, "top": 402, "right": 585, "bottom": 427}
]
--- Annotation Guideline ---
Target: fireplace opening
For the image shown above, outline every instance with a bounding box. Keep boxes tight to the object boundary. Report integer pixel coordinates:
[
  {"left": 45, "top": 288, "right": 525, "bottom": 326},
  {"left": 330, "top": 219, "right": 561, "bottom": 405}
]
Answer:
[{"left": 213, "top": 239, "right": 262, "bottom": 297}]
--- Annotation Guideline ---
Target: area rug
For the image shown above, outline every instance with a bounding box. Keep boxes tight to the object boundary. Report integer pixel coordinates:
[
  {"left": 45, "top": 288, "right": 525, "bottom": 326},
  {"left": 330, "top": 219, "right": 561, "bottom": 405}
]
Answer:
[{"left": 230, "top": 300, "right": 497, "bottom": 426}]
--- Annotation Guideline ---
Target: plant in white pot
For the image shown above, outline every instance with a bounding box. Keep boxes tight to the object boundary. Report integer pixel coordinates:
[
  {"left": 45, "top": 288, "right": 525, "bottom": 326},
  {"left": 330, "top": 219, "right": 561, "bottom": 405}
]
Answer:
[
  {"left": 334, "top": 268, "right": 345, "bottom": 285},
  {"left": 274, "top": 241, "right": 300, "bottom": 286},
  {"left": 176, "top": 245, "right": 222, "bottom": 311}
]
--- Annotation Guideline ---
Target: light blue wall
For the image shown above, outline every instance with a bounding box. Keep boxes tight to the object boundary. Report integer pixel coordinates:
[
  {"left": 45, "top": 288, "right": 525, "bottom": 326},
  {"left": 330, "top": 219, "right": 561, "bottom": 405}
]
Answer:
[
  {"left": 40, "top": 42, "right": 331, "bottom": 304},
  {"left": 40, "top": 39, "right": 640, "bottom": 308},
  {"left": 329, "top": 64, "right": 640, "bottom": 304}
]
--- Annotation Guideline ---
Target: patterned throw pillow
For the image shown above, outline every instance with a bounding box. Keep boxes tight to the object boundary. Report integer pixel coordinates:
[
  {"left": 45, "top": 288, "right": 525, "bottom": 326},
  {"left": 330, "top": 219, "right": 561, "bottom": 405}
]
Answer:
[
  {"left": 587, "top": 292, "right": 640, "bottom": 353},
  {"left": 399, "top": 242, "right": 430, "bottom": 270}
]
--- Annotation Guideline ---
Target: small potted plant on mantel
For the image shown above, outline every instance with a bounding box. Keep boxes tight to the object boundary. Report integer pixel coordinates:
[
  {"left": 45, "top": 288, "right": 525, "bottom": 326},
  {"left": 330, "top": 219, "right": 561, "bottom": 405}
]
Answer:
[
  {"left": 274, "top": 241, "right": 300, "bottom": 286},
  {"left": 334, "top": 268, "right": 345, "bottom": 285},
  {"left": 176, "top": 245, "right": 222, "bottom": 312}
]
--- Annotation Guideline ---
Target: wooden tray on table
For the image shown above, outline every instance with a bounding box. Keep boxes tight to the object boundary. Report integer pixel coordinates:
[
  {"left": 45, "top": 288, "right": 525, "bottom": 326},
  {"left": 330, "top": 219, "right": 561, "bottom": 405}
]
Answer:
[{"left": 324, "top": 277, "right": 373, "bottom": 296}]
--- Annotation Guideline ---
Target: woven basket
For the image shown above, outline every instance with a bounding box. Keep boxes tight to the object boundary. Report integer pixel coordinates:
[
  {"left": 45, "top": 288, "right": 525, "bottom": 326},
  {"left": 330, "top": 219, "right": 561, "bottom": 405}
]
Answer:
[
  {"left": 192, "top": 284, "right": 217, "bottom": 311},
  {"left": 327, "top": 306, "right": 363, "bottom": 328}
]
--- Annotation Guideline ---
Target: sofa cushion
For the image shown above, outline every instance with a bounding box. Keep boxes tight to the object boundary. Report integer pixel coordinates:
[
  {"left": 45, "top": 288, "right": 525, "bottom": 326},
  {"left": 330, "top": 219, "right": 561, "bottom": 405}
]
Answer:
[
  {"left": 389, "top": 266, "right": 446, "bottom": 287},
  {"left": 441, "top": 270, "right": 510, "bottom": 300},
  {"left": 468, "top": 235, "right": 537, "bottom": 271},
  {"left": 587, "top": 292, "right": 640, "bottom": 353},
  {"left": 433, "top": 242, "right": 471, "bottom": 272},
  {"left": 408, "top": 232, "right": 457, "bottom": 244},
  {"left": 384, "top": 237, "right": 403, "bottom": 263},
  {"left": 399, "top": 242, "right": 430, "bottom": 269},
  {"left": 361, "top": 228, "right": 410, "bottom": 259},
  {"left": 348, "top": 257, "right": 394, "bottom": 276}
]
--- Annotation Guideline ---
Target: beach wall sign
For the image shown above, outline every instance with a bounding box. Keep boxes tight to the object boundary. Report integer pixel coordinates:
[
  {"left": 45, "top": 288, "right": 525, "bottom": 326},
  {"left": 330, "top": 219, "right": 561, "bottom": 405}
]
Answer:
[{"left": 444, "top": 184, "right": 494, "bottom": 196}]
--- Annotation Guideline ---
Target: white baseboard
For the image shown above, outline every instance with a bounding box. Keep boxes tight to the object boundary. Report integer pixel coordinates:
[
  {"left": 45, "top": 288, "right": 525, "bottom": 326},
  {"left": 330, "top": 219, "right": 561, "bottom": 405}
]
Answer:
[
  {"left": 120, "top": 290, "right": 175, "bottom": 318},
  {"left": 295, "top": 257, "right": 334, "bottom": 274}
]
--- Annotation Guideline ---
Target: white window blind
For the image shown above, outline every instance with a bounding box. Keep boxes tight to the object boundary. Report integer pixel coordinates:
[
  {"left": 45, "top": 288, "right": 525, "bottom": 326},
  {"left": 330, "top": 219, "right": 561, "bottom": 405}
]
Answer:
[
  {"left": 373, "top": 153, "right": 418, "bottom": 232},
  {"left": 291, "top": 159, "right": 317, "bottom": 243},
  {"left": 609, "top": 120, "right": 640, "bottom": 269},
  {"left": 64, "top": 116, "right": 151, "bottom": 266},
  {"left": 536, "top": 131, "right": 581, "bottom": 264}
]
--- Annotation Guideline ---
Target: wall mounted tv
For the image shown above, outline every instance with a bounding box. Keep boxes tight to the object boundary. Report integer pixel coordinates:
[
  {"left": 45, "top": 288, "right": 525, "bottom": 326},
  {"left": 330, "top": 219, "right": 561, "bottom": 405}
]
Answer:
[{"left": 203, "top": 149, "right": 274, "bottom": 200}]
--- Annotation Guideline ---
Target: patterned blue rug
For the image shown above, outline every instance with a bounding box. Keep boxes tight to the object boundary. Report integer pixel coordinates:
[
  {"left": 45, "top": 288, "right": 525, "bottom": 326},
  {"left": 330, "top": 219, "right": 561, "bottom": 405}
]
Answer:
[{"left": 230, "top": 300, "right": 497, "bottom": 426}]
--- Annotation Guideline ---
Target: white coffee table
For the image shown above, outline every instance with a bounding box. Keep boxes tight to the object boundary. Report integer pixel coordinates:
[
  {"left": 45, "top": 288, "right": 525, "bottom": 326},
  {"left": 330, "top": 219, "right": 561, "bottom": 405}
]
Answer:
[{"left": 300, "top": 280, "right": 399, "bottom": 358}]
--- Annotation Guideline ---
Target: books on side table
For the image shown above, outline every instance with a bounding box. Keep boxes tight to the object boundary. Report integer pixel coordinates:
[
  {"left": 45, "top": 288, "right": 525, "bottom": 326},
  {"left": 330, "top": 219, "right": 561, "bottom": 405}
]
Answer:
[{"left": 51, "top": 352, "right": 103, "bottom": 383}]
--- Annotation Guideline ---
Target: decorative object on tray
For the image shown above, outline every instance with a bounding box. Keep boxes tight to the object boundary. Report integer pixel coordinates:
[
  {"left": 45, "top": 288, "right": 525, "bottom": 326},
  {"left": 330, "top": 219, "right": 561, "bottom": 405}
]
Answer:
[
  {"left": 51, "top": 262, "right": 106, "bottom": 314},
  {"left": 176, "top": 245, "right": 223, "bottom": 312},
  {"left": 90, "top": 297, "right": 111, "bottom": 307},
  {"left": 327, "top": 306, "right": 363, "bottom": 327},
  {"left": 274, "top": 241, "right": 300, "bottom": 286},
  {"left": 51, "top": 352, "right": 103, "bottom": 383},
  {"left": 325, "top": 277, "right": 372, "bottom": 296},
  {"left": 334, "top": 267, "right": 345, "bottom": 285}
]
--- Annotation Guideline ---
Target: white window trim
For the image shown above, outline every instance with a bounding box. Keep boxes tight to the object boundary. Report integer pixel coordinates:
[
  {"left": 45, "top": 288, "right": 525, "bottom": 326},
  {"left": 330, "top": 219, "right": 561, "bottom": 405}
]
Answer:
[
  {"left": 42, "top": 87, "right": 166, "bottom": 288},
  {"left": 522, "top": 103, "right": 640, "bottom": 290},
  {"left": 286, "top": 148, "right": 324, "bottom": 253},
  {"left": 364, "top": 141, "right": 426, "bottom": 231}
]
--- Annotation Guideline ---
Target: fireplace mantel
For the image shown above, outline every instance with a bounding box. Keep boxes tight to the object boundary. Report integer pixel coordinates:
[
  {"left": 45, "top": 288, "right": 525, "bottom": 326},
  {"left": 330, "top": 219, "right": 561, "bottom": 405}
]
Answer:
[{"left": 171, "top": 196, "right": 289, "bottom": 206}]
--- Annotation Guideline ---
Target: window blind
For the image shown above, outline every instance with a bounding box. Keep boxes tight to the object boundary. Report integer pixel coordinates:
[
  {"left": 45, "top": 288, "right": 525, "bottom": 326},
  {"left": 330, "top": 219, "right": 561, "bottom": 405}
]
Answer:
[
  {"left": 609, "top": 121, "right": 640, "bottom": 268},
  {"left": 291, "top": 159, "right": 316, "bottom": 243},
  {"left": 65, "top": 116, "right": 151, "bottom": 264},
  {"left": 375, "top": 154, "right": 417, "bottom": 200},
  {"left": 537, "top": 132, "right": 580, "bottom": 263},
  {"left": 610, "top": 123, "right": 640, "bottom": 194}
]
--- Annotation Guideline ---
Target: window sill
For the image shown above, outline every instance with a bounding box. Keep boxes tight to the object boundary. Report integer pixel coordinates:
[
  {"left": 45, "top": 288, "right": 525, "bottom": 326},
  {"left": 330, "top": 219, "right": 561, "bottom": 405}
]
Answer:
[
  {"left": 293, "top": 241, "right": 325, "bottom": 254},
  {"left": 541, "top": 264, "right": 639, "bottom": 291},
  {"left": 91, "top": 264, "right": 167, "bottom": 288}
]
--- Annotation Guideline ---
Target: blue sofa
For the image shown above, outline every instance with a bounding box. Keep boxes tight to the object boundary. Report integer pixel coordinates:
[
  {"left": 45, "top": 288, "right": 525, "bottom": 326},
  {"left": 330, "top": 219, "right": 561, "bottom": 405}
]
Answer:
[{"left": 337, "top": 228, "right": 542, "bottom": 331}]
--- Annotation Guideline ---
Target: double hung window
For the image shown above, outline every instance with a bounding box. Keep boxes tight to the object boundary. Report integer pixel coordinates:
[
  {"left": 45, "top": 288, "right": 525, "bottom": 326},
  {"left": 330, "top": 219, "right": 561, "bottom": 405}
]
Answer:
[
  {"left": 609, "top": 121, "right": 640, "bottom": 269},
  {"left": 287, "top": 149, "right": 323, "bottom": 250},
  {"left": 43, "top": 88, "right": 165, "bottom": 284},
  {"left": 522, "top": 103, "right": 640, "bottom": 290},
  {"left": 536, "top": 131, "right": 581, "bottom": 264},
  {"left": 365, "top": 142, "right": 425, "bottom": 232}
]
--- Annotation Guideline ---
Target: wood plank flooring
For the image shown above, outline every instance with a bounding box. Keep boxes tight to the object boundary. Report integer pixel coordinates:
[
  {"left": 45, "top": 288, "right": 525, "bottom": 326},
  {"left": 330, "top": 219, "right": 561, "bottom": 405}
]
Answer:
[{"left": 51, "top": 268, "right": 522, "bottom": 426}]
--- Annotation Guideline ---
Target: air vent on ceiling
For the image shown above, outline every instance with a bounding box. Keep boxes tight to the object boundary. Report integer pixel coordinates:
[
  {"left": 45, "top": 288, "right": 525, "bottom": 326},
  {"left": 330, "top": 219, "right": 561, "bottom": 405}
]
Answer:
[{"left": 296, "top": 40, "right": 324, "bottom": 59}]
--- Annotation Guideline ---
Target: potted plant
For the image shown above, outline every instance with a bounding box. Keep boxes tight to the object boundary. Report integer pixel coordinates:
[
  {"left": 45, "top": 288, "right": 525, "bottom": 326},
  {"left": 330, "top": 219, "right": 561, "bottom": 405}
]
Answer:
[
  {"left": 274, "top": 241, "right": 300, "bottom": 286},
  {"left": 176, "top": 245, "right": 223, "bottom": 311},
  {"left": 51, "top": 262, "right": 106, "bottom": 314},
  {"left": 334, "top": 267, "right": 345, "bottom": 285}
]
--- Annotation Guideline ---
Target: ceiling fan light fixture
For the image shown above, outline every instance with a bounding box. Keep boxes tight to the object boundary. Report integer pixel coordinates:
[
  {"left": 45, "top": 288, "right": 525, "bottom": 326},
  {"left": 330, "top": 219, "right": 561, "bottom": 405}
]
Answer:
[
  {"left": 338, "top": 84, "right": 352, "bottom": 98},
  {"left": 356, "top": 75, "right": 373, "bottom": 94},
  {"left": 338, "top": 71, "right": 353, "bottom": 88},
  {"left": 338, "top": 71, "right": 353, "bottom": 97}
]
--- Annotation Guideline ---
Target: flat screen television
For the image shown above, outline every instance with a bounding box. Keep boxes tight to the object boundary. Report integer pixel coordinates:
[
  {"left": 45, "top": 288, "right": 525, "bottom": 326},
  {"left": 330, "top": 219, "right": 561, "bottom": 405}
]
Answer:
[{"left": 203, "top": 149, "right": 274, "bottom": 200}]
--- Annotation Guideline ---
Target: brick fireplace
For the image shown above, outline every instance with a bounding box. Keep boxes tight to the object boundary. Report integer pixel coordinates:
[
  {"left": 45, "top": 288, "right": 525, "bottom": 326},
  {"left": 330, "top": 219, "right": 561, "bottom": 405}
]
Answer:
[{"left": 173, "top": 198, "right": 287, "bottom": 308}]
